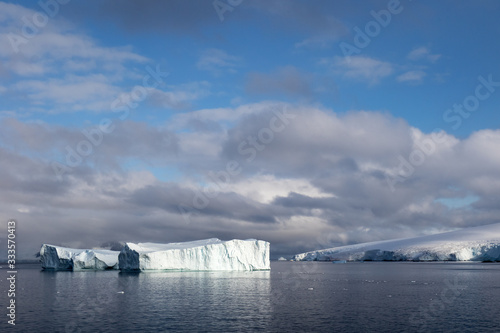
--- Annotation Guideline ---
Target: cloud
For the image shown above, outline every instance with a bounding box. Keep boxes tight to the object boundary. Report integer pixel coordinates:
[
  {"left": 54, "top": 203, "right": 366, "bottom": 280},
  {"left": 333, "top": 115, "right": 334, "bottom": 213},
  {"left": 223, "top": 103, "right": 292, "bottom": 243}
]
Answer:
[
  {"left": 0, "top": 2, "right": 151, "bottom": 113},
  {"left": 435, "top": 195, "right": 479, "bottom": 209},
  {"left": 397, "top": 70, "right": 427, "bottom": 84},
  {"left": 2, "top": 2, "right": 500, "bottom": 261},
  {"left": 245, "top": 0, "right": 349, "bottom": 48},
  {"left": 167, "top": 102, "right": 287, "bottom": 134},
  {"left": 6, "top": 74, "right": 207, "bottom": 114},
  {"left": 245, "top": 66, "right": 313, "bottom": 98},
  {"left": 2, "top": 103, "right": 500, "bottom": 258},
  {"left": 0, "top": 3, "right": 147, "bottom": 75},
  {"left": 0, "top": 118, "right": 179, "bottom": 170},
  {"left": 293, "top": 14, "right": 348, "bottom": 48},
  {"left": 15, "top": 75, "right": 121, "bottom": 112},
  {"left": 63, "top": 0, "right": 219, "bottom": 36},
  {"left": 221, "top": 174, "right": 335, "bottom": 204},
  {"left": 407, "top": 46, "right": 441, "bottom": 63},
  {"left": 129, "top": 183, "right": 279, "bottom": 224},
  {"left": 65, "top": 0, "right": 349, "bottom": 48},
  {"left": 325, "top": 56, "right": 394, "bottom": 84},
  {"left": 148, "top": 81, "right": 211, "bottom": 110},
  {"left": 196, "top": 48, "right": 241, "bottom": 76},
  {"left": 221, "top": 106, "right": 413, "bottom": 180},
  {"left": 245, "top": 66, "right": 336, "bottom": 100}
]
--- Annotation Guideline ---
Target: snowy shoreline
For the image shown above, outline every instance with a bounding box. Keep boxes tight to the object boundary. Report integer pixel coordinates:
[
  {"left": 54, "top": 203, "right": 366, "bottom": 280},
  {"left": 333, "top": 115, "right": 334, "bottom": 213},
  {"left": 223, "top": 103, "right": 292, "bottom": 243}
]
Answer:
[{"left": 294, "top": 223, "right": 500, "bottom": 262}]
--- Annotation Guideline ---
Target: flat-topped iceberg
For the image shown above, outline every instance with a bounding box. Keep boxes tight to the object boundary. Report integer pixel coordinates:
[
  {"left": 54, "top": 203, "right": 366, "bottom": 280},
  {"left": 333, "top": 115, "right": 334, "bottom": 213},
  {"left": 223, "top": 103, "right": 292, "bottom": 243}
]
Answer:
[
  {"left": 40, "top": 244, "right": 119, "bottom": 270},
  {"left": 294, "top": 223, "right": 500, "bottom": 262},
  {"left": 119, "top": 238, "right": 270, "bottom": 271}
]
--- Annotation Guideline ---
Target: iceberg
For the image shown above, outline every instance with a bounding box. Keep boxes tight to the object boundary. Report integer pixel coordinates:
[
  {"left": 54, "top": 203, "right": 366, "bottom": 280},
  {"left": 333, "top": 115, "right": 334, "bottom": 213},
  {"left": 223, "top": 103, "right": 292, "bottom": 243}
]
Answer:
[
  {"left": 294, "top": 222, "right": 500, "bottom": 262},
  {"left": 119, "top": 238, "right": 270, "bottom": 271},
  {"left": 40, "top": 244, "right": 119, "bottom": 270}
]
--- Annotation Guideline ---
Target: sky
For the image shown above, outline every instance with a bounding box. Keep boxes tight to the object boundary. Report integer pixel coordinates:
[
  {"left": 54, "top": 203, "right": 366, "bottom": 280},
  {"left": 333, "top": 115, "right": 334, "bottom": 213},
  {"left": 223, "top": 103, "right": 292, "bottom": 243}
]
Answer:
[{"left": 1, "top": 0, "right": 500, "bottom": 259}]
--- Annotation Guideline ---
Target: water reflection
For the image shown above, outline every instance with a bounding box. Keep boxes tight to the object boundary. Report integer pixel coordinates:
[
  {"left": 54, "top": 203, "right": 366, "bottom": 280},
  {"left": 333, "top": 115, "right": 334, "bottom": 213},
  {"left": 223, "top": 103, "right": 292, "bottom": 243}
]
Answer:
[
  {"left": 11, "top": 262, "right": 499, "bottom": 332},
  {"left": 38, "top": 269, "right": 271, "bottom": 332},
  {"left": 115, "top": 270, "right": 271, "bottom": 332}
]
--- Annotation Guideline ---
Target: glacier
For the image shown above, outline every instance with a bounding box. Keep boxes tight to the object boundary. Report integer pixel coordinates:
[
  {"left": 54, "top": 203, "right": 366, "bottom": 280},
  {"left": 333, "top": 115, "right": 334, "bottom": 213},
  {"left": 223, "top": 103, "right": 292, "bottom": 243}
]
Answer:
[
  {"left": 294, "top": 223, "right": 500, "bottom": 262},
  {"left": 40, "top": 244, "right": 119, "bottom": 270},
  {"left": 119, "top": 238, "right": 270, "bottom": 271}
]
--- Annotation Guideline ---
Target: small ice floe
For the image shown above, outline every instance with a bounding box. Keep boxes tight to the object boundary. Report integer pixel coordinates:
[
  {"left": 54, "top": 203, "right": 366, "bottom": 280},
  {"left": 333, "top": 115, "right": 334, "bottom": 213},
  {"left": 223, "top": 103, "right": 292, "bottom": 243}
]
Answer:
[{"left": 411, "top": 281, "right": 416, "bottom": 283}]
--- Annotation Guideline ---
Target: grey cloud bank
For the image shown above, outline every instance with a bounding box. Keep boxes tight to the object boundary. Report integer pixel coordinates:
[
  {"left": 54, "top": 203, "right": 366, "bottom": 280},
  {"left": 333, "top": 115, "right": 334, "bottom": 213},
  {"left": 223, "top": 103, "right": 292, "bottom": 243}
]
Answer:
[{"left": 1, "top": 103, "right": 499, "bottom": 259}]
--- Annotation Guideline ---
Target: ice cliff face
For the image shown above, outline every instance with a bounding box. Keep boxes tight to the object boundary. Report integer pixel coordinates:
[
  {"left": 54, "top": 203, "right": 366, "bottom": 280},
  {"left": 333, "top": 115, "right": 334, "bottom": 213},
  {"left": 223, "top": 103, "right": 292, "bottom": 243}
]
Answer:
[
  {"left": 40, "top": 244, "right": 119, "bottom": 270},
  {"left": 294, "top": 223, "right": 500, "bottom": 262},
  {"left": 119, "top": 238, "right": 270, "bottom": 271},
  {"left": 40, "top": 239, "right": 270, "bottom": 271}
]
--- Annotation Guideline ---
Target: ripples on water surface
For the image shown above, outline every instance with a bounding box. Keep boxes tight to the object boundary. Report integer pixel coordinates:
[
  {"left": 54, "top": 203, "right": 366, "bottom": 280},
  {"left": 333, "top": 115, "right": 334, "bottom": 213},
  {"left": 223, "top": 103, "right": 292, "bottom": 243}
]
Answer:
[{"left": 1, "top": 262, "right": 500, "bottom": 332}]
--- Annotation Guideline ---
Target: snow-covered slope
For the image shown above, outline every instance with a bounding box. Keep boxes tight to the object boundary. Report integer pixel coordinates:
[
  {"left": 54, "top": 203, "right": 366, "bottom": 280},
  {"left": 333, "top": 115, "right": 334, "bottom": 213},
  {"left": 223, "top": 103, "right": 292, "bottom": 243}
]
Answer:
[
  {"left": 119, "top": 238, "right": 270, "bottom": 271},
  {"left": 40, "top": 244, "right": 119, "bottom": 270},
  {"left": 294, "top": 223, "right": 500, "bottom": 262}
]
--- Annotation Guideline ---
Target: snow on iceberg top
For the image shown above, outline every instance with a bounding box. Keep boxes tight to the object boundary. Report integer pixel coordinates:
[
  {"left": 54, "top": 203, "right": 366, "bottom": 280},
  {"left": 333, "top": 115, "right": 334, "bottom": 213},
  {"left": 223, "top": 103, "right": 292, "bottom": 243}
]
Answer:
[
  {"left": 124, "top": 238, "right": 260, "bottom": 253},
  {"left": 125, "top": 238, "right": 223, "bottom": 253},
  {"left": 294, "top": 222, "right": 500, "bottom": 261}
]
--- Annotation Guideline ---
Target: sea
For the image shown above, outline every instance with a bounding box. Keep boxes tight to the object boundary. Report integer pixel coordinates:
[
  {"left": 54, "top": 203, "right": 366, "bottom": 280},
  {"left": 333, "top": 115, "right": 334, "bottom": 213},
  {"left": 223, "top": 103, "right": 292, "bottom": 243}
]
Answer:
[{"left": 1, "top": 261, "right": 499, "bottom": 332}]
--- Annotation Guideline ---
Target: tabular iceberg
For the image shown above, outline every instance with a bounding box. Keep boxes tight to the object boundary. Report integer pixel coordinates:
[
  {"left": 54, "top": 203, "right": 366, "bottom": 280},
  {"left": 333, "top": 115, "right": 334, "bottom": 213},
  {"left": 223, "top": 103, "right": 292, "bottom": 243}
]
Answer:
[
  {"left": 294, "top": 223, "right": 500, "bottom": 262},
  {"left": 119, "top": 238, "right": 270, "bottom": 271},
  {"left": 40, "top": 244, "right": 119, "bottom": 270}
]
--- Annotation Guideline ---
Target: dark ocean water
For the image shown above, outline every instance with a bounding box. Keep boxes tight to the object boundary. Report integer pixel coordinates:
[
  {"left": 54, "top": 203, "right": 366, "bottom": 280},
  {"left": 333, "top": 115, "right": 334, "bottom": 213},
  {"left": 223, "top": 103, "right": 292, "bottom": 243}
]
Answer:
[{"left": 1, "top": 261, "right": 500, "bottom": 332}]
